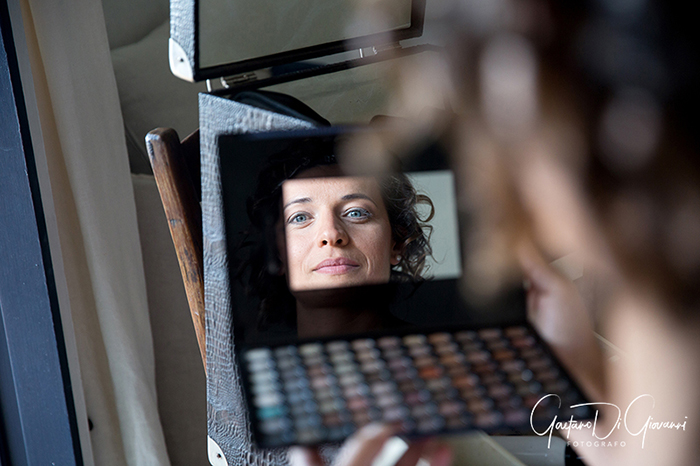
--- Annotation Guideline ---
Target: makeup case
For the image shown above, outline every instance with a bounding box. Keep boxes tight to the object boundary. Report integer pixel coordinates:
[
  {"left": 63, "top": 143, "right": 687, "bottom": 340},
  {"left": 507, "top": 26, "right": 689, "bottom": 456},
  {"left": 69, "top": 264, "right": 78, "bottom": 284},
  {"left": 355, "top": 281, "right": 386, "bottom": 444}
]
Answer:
[{"left": 167, "top": 2, "right": 594, "bottom": 465}]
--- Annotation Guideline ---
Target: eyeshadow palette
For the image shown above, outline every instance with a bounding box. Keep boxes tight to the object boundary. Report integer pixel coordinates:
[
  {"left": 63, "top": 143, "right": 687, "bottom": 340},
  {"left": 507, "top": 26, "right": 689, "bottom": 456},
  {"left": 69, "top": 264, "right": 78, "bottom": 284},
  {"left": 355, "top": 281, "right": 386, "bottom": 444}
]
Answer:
[{"left": 240, "top": 323, "right": 595, "bottom": 447}]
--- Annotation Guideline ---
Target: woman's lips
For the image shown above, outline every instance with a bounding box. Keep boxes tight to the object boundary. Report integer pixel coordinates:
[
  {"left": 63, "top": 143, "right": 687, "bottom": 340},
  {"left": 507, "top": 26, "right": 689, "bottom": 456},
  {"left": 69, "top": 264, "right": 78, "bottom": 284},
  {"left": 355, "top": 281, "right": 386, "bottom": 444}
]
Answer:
[{"left": 313, "top": 258, "right": 360, "bottom": 275}]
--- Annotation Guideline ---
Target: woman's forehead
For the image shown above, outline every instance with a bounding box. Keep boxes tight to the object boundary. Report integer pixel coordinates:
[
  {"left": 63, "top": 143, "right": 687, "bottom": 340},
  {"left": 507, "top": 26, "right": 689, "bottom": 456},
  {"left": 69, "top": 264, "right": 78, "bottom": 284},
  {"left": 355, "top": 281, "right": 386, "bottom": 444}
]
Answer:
[{"left": 282, "top": 175, "right": 383, "bottom": 205}]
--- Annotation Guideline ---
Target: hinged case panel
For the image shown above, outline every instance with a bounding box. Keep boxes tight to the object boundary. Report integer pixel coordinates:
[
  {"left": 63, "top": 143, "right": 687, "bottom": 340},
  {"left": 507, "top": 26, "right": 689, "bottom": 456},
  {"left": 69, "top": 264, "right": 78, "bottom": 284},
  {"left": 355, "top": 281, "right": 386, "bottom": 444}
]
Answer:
[{"left": 169, "top": 0, "right": 426, "bottom": 83}]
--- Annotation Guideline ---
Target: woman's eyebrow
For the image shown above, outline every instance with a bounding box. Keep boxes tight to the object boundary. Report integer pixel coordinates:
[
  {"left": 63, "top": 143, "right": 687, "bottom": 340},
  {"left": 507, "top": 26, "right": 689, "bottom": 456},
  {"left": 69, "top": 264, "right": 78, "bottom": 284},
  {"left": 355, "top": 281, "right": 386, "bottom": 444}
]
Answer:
[
  {"left": 341, "top": 193, "right": 377, "bottom": 207},
  {"left": 283, "top": 197, "right": 312, "bottom": 211}
]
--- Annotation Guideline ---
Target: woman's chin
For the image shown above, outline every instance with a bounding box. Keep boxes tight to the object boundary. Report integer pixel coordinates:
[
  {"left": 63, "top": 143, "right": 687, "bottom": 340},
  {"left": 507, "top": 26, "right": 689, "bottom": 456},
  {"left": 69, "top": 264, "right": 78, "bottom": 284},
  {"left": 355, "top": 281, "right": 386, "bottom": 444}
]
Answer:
[{"left": 290, "top": 273, "right": 389, "bottom": 292}]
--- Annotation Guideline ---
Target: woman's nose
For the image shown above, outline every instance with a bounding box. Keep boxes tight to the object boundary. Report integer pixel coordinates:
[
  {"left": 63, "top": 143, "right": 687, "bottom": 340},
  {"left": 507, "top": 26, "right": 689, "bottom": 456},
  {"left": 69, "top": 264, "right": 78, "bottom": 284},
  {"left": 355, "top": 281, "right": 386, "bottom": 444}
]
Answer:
[{"left": 317, "top": 216, "right": 348, "bottom": 247}]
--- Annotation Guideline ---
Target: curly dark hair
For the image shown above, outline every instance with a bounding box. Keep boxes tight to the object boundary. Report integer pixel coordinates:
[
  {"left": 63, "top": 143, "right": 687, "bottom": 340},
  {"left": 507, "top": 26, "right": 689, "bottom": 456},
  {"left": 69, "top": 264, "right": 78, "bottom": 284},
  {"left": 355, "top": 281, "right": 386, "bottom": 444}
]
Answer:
[{"left": 231, "top": 135, "right": 434, "bottom": 329}]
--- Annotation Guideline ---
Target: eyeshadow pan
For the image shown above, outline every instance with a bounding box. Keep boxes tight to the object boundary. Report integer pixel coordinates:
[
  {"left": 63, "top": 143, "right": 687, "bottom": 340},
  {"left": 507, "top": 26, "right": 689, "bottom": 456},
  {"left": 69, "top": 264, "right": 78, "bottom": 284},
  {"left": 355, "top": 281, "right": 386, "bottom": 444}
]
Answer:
[
  {"left": 480, "top": 373, "right": 504, "bottom": 386},
  {"left": 527, "top": 357, "right": 553, "bottom": 372},
  {"left": 439, "top": 352, "right": 464, "bottom": 367},
  {"left": 377, "top": 336, "right": 401, "bottom": 349},
  {"left": 503, "top": 408, "right": 529, "bottom": 425},
  {"left": 326, "top": 341, "right": 349, "bottom": 353},
  {"left": 411, "top": 402, "right": 437, "bottom": 419},
  {"left": 403, "top": 389, "right": 430, "bottom": 405},
  {"left": 310, "top": 375, "right": 334, "bottom": 391},
  {"left": 459, "top": 385, "right": 486, "bottom": 400},
  {"left": 459, "top": 341, "right": 483, "bottom": 353},
  {"left": 382, "top": 348, "right": 404, "bottom": 360},
  {"left": 414, "top": 356, "right": 437, "bottom": 368},
  {"left": 246, "top": 348, "right": 272, "bottom": 362},
  {"left": 452, "top": 373, "right": 479, "bottom": 389},
  {"left": 504, "top": 326, "right": 529, "bottom": 338},
  {"left": 346, "top": 396, "right": 369, "bottom": 411},
  {"left": 360, "top": 360, "right": 384, "bottom": 373},
  {"left": 447, "top": 365, "right": 467, "bottom": 376},
  {"left": 487, "top": 384, "right": 513, "bottom": 400},
  {"left": 298, "top": 343, "right": 323, "bottom": 357},
  {"left": 454, "top": 330, "right": 477, "bottom": 342},
  {"left": 381, "top": 405, "right": 409, "bottom": 422},
  {"left": 281, "top": 366, "right": 305, "bottom": 381},
  {"left": 399, "top": 377, "right": 425, "bottom": 391},
  {"left": 500, "top": 359, "right": 525, "bottom": 373},
  {"left": 418, "top": 366, "right": 443, "bottom": 379},
  {"left": 260, "top": 417, "right": 291, "bottom": 435},
  {"left": 510, "top": 335, "right": 536, "bottom": 349},
  {"left": 334, "top": 362, "right": 358, "bottom": 375},
  {"left": 466, "top": 350, "right": 491, "bottom": 364},
  {"left": 425, "top": 377, "right": 451, "bottom": 392},
  {"left": 338, "top": 372, "right": 362, "bottom": 386},
  {"left": 364, "top": 369, "right": 391, "bottom": 383},
  {"left": 376, "top": 392, "right": 401, "bottom": 408},
  {"left": 492, "top": 349, "right": 516, "bottom": 361},
  {"left": 416, "top": 415, "right": 445, "bottom": 433},
  {"left": 351, "top": 338, "right": 375, "bottom": 351},
  {"left": 356, "top": 346, "right": 380, "bottom": 358},
  {"left": 393, "top": 368, "right": 417, "bottom": 382},
  {"left": 445, "top": 414, "right": 471, "bottom": 429},
  {"left": 277, "top": 357, "right": 300, "bottom": 371},
  {"left": 478, "top": 328, "right": 502, "bottom": 341},
  {"left": 257, "top": 405, "right": 287, "bottom": 420},
  {"left": 329, "top": 351, "right": 353, "bottom": 364},
  {"left": 251, "top": 371, "right": 277, "bottom": 385},
  {"left": 544, "top": 379, "right": 570, "bottom": 393},
  {"left": 303, "top": 354, "right": 325, "bottom": 367},
  {"left": 255, "top": 391, "right": 283, "bottom": 407},
  {"left": 484, "top": 339, "right": 509, "bottom": 351},
  {"left": 403, "top": 334, "right": 426, "bottom": 346},
  {"left": 434, "top": 342, "right": 458, "bottom": 355},
  {"left": 387, "top": 356, "right": 411, "bottom": 370},
  {"left": 520, "top": 347, "right": 544, "bottom": 360},
  {"left": 438, "top": 400, "right": 466, "bottom": 417},
  {"left": 428, "top": 332, "right": 452, "bottom": 345},
  {"left": 275, "top": 345, "right": 297, "bottom": 357},
  {"left": 297, "top": 429, "right": 323, "bottom": 444},
  {"left": 474, "top": 412, "right": 503, "bottom": 429},
  {"left": 471, "top": 362, "right": 498, "bottom": 374},
  {"left": 408, "top": 345, "right": 431, "bottom": 357}
]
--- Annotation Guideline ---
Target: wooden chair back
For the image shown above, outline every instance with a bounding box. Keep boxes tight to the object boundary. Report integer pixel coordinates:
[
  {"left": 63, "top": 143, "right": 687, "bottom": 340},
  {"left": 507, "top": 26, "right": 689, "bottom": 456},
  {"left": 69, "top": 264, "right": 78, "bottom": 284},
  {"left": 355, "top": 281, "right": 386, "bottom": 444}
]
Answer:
[{"left": 145, "top": 128, "right": 205, "bottom": 370}]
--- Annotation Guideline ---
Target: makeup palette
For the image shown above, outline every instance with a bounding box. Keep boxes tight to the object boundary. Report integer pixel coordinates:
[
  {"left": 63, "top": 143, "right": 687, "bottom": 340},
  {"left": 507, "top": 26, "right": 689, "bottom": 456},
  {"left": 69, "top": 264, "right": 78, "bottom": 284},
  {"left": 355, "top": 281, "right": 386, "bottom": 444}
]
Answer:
[{"left": 240, "top": 323, "right": 595, "bottom": 448}]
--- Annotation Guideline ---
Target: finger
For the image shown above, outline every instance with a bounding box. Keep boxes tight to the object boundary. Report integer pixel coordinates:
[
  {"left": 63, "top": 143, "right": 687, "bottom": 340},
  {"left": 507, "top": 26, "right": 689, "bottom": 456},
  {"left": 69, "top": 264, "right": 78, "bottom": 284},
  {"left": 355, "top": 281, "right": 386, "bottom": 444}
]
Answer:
[
  {"left": 288, "top": 446, "right": 324, "bottom": 466},
  {"left": 425, "top": 444, "right": 453, "bottom": 466},
  {"left": 396, "top": 440, "right": 453, "bottom": 466},
  {"left": 333, "top": 423, "right": 401, "bottom": 466},
  {"left": 517, "top": 240, "right": 562, "bottom": 291},
  {"left": 394, "top": 438, "right": 432, "bottom": 466}
]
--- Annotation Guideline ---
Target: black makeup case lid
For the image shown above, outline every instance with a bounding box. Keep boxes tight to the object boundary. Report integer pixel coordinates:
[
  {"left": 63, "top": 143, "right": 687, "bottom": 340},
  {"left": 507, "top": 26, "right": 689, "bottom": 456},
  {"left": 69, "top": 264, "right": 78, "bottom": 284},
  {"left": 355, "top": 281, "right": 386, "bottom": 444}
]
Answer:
[{"left": 168, "top": 0, "right": 429, "bottom": 92}]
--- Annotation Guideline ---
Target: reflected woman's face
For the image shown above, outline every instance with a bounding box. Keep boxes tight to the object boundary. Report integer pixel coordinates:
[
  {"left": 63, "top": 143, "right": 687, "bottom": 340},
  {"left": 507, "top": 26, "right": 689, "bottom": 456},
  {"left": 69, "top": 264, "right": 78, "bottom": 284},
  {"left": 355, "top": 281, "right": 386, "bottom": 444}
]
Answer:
[{"left": 281, "top": 171, "right": 399, "bottom": 291}]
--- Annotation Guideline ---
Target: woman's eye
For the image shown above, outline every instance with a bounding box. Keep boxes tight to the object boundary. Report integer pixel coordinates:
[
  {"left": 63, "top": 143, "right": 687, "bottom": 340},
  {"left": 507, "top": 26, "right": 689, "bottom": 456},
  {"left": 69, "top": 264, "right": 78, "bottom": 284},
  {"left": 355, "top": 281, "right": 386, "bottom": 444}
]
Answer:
[
  {"left": 288, "top": 213, "right": 309, "bottom": 224},
  {"left": 344, "top": 208, "right": 371, "bottom": 220}
]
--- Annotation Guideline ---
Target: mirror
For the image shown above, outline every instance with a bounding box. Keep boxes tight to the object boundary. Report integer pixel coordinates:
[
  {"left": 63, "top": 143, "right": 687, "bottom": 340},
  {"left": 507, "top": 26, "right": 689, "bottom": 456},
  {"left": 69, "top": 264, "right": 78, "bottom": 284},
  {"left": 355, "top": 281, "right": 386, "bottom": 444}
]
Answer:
[
  {"left": 219, "top": 128, "right": 526, "bottom": 343},
  {"left": 169, "top": 0, "right": 425, "bottom": 81},
  {"left": 199, "top": 0, "right": 414, "bottom": 68},
  {"left": 280, "top": 170, "right": 460, "bottom": 292}
]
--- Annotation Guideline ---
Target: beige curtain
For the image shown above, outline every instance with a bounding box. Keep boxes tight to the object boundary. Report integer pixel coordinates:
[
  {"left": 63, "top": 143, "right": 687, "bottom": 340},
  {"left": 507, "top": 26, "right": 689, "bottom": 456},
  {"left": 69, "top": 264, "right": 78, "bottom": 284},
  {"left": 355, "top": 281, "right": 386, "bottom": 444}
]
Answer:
[{"left": 19, "top": 0, "right": 169, "bottom": 465}]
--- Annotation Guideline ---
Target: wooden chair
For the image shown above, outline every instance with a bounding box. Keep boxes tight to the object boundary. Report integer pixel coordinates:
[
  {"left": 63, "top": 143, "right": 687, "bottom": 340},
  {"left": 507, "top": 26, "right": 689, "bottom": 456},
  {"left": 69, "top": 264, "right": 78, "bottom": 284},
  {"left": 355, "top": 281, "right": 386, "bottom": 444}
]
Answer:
[{"left": 145, "top": 128, "right": 206, "bottom": 370}]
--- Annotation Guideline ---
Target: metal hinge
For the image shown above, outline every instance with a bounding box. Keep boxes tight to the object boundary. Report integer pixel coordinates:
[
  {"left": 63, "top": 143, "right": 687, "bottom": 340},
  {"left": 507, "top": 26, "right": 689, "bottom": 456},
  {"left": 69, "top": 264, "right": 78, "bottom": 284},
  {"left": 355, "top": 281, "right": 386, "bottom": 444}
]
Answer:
[
  {"left": 221, "top": 72, "right": 258, "bottom": 88},
  {"left": 206, "top": 70, "right": 274, "bottom": 93},
  {"left": 372, "top": 42, "right": 402, "bottom": 55}
]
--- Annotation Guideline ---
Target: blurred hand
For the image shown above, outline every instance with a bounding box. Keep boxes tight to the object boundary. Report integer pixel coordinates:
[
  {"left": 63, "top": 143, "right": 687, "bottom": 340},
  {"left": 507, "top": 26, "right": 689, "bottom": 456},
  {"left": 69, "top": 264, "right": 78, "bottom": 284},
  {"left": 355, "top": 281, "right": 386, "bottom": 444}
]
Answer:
[
  {"left": 518, "top": 242, "right": 606, "bottom": 400},
  {"left": 288, "top": 423, "right": 452, "bottom": 466}
]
